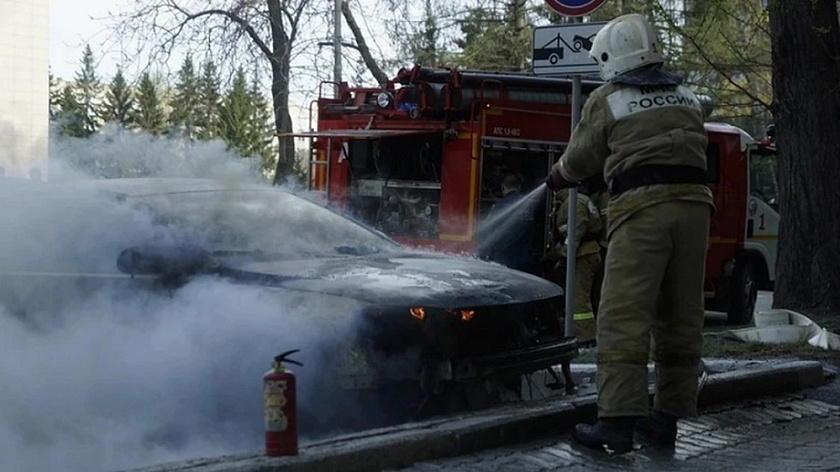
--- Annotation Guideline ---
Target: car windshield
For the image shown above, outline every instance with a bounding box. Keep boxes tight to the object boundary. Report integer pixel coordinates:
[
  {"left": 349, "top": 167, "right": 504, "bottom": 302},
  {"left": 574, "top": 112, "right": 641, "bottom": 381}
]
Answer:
[{"left": 136, "top": 188, "right": 400, "bottom": 258}]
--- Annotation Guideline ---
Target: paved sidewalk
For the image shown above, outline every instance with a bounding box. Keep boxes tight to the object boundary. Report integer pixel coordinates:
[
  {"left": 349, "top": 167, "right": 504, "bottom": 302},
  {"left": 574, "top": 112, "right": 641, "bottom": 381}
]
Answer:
[
  {"left": 389, "top": 394, "right": 840, "bottom": 472},
  {"left": 128, "top": 360, "right": 827, "bottom": 472}
]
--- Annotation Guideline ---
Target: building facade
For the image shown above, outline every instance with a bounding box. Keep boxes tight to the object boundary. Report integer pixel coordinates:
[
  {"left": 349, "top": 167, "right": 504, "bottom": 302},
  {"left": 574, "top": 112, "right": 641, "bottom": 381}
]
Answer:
[{"left": 0, "top": 0, "right": 49, "bottom": 179}]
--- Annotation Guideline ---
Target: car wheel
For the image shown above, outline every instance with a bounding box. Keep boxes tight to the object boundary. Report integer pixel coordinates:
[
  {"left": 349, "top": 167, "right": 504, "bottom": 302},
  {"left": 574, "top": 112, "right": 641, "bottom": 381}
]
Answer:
[{"left": 727, "top": 259, "right": 757, "bottom": 325}]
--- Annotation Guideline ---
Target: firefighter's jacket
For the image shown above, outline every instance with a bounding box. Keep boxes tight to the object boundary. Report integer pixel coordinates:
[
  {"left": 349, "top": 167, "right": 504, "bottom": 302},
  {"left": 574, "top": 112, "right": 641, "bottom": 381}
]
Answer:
[
  {"left": 551, "top": 81, "right": 715, "bottom": 238},
  {"left": 550, "top": 191, "right": 602, "bottom": 260},
  {"left": 587, "top": 189, "right": 610, "bottom": 249}
]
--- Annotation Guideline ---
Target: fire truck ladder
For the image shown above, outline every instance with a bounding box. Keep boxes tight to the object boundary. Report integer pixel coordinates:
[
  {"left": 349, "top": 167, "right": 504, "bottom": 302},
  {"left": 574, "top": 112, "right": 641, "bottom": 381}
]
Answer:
[
  {"left": 305, "top": 98, "right": 329, "bottom": 197},
  {"left": 307, "top": 143, "right": 329, "bottom": 194}
]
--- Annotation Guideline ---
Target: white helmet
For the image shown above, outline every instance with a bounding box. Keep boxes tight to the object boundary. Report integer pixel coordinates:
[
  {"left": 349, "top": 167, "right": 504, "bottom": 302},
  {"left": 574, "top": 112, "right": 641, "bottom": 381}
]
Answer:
[{"left": 589, "top": 13, "right": 666, "bottom": 81}]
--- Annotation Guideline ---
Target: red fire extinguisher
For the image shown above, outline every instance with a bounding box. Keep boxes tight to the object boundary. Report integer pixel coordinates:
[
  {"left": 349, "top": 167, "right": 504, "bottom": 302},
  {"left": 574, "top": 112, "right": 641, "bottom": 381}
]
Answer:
[{"left": 264, "top": 349, "right": 303, "bottom": 456}]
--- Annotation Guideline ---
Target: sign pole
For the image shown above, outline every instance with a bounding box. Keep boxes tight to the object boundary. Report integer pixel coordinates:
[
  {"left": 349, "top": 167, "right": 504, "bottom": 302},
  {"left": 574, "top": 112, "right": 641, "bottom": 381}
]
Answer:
[
  {"left": 564, "top": 72, "right": 582, "bottom": 340},
  {"left": 536, "top": 2, "right": 606, "bottom": 341},
  {"left": 563, "top": 12, "right": 585, "bottom": 341},
  {"left": 333, "top": 0, "right": 342, "bottom": 95}
]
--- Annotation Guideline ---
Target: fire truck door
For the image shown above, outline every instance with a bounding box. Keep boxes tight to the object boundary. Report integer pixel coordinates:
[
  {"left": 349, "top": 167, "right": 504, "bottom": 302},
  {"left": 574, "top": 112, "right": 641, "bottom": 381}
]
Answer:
[{"left": 744, "top": 147, "right": 779, "bottom": 283}]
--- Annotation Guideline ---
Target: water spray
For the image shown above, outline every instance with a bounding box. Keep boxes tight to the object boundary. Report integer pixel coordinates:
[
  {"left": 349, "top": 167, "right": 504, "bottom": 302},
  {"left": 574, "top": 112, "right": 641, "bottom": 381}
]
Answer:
[{"left": 476, "top": 185, "right": 547, "bottom": 259}]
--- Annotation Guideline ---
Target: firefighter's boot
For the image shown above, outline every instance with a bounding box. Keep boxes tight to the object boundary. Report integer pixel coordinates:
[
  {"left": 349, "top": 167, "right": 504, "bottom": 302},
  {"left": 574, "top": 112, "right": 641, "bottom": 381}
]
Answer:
[
  {"left": 635, "top": 410, "right": 678, "bottom": 450},
  {"left": 572, "top": 417, "right": 636, "bottom": 454}
]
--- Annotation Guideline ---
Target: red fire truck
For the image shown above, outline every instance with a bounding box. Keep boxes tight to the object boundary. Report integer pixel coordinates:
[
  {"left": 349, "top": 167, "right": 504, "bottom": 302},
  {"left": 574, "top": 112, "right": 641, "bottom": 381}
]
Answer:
[
  {"left": 286, "top": 66, "right": 778, "bottom": 325},
  {"left": 703, "top": 122, "right": 778, "bottom": 324}
]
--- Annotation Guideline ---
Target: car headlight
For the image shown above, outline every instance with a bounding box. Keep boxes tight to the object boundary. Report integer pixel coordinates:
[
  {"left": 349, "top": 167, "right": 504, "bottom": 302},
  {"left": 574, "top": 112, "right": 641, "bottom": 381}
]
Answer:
[
  {"left": 443, "top": 308, "right": 476, "bottom": 322},
  {"left": 410, "top": 307, "right": 426, "bottom": 321},
  {"left": 376, "top": 92, "right": 393, "bottom": 108}
]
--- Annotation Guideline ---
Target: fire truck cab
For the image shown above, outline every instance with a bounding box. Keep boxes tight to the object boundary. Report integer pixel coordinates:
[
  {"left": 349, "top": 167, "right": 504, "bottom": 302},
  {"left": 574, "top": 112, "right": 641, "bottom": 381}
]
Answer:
[
  {"left": 704, "top": 123, "right": 778, "bottom": 324},
  {"left": 289, "top": 66, "right": 778, "bottom": 326}
]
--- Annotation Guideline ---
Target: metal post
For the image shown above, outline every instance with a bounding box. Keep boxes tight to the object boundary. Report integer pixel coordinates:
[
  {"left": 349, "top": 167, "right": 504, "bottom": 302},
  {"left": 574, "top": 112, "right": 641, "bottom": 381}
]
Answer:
[
  {"left": 564, "top": 74, "right": 582, "bottom": 340},
  {"left": 325, "top": 138, "right": 333, "bottom": 201},
  {"left": 333, "top": 0, "right": 342, "bottom": 95}
]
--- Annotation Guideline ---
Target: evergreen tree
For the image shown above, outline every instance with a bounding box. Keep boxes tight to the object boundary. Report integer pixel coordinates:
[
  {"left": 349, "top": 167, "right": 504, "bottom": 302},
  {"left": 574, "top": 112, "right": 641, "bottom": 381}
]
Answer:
[
  {"left": 48, "top": 67, "right": 62, "bottom": 120},
  {"left": 196, "top": 60, "right": 221, "bottom": 139},
  {"left": 74, "top": 45, "right": 100, "bottom": 136},
  {"left": 218, "top": 69, "right": 254, "bottom": 156},
  {"left": 456, "top": 2, "right": 531, "bottom": 71},
  {"left": 56, "top": 85, "right": 86, "bottom": 137},
  {"left": 247, "top": 70, "right": 277, "bottom": 173},
  {"left": 101, "top": 67, "right": 135, "bottom": 126},
  {"left": 168, "top": 55, "right": 201, "bottom": 138},
  {"left": 408, "top": 0, "right": 441, "bottom": 66},
  {"left": 133, "top": 72, "right": 166, "bottom": 135}
]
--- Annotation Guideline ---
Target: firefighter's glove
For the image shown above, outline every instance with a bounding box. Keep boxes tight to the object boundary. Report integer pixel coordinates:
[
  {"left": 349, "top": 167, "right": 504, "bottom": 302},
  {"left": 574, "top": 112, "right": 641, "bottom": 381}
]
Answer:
[{"left": 545, "top": 168, "right": 577, "bottom": 191}]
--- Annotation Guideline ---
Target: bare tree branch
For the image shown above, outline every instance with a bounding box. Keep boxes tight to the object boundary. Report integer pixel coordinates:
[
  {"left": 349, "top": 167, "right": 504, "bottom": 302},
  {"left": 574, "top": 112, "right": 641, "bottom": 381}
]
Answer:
[
  {"left": 653, "top": 3, "right": 772, "bottom": 113},
  {"left": 341, "top": 0, "right": 390, "bottom": 84},
  {"left": 282, "top": 0, "right": 309, "bottom": 43},
  {"left": 166, "top": 2, "right": 275, "bottom": 61},
  {"left": 107, "top": 0, "right": 320, "bottom": 182}
]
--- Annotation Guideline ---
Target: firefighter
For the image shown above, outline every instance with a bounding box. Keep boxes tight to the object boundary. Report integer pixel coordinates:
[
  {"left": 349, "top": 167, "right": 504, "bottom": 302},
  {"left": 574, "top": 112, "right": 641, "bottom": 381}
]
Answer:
[
  {"left": 544, "top": 188, "right": 602, "bottom": 346},
  {"left": 579, "top": 174, "right": 609, "bottom": 319},
  {"left": 544, "top": 13, "right": 713, "bottom": 453}
]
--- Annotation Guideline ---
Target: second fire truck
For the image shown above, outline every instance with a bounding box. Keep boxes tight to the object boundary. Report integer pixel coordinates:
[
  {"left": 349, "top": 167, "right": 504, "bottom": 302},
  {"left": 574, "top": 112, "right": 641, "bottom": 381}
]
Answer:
[{"left": 285, "top": 66, "right": 778, "bottom": 325}]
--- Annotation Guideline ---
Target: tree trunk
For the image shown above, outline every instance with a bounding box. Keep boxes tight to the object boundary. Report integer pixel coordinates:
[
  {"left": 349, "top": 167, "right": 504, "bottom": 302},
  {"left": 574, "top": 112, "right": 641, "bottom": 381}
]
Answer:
[
  {"left": 271, "top": 67, "right": 295, "bottom": 183},
  {"left": 510, "top": 0, "right": 527, "bottom": 30},
  {"left": 267, "top": 0, "right": 296, "bottom": 183},
  {"left": 341, "top": 0, "right": 389, "bottom": 85},
  {"left": 770, "top": 0, "right": 840, "bottom": 314},
  {"left": 510, "top": 0, "right": 527, "bottom": 70}
]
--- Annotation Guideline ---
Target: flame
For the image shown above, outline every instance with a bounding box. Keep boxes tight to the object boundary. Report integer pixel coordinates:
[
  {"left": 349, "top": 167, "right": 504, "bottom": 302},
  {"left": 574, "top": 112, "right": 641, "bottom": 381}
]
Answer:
[
  {"left": 410, "top": 307, "right": 426, "bottom": 321},
  {"left": 460, "top": 310, "right": 475, "bottom": 322}
]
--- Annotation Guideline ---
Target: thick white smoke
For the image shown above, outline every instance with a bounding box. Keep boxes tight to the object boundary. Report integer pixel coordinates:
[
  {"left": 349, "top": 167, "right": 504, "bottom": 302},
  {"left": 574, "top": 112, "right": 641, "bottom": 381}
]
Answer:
[
  {"left": 0, "top": 280, "right": 362, "bottom": 472},
  {"left": 46, "top": 122, "right": 263, "bottom": 183},
  {"left": 0, "top": 125, "right": 375, "bottom": 472}
]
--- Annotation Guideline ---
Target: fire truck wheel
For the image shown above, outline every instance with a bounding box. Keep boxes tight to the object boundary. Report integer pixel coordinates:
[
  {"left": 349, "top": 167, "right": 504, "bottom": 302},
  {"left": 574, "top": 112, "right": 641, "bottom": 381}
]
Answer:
[{"left": 727, "top": 259, "right": 758, "bottom": 325}]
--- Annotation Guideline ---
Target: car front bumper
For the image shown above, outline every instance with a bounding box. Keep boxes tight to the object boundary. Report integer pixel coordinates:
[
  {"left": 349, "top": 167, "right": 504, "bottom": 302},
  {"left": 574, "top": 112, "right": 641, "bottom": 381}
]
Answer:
[
  {"left": 429, "top": 337, "right": 579, "bottom": 383},
  {"left": 338, "top": 337, "right": 579, "bottom": 391}
]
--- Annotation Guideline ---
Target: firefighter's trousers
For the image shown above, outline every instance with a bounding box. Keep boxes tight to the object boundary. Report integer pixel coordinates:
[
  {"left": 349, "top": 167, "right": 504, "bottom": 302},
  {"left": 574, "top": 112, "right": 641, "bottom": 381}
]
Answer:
[
  {"left": 573, "top": 252, "right": 600, "bottom": 344},
  {"left": 591, "top": 246, "right": 607, "bottom": 319},
  {"left": 596, "top": 200, "right": 710, "bottom": 419}
]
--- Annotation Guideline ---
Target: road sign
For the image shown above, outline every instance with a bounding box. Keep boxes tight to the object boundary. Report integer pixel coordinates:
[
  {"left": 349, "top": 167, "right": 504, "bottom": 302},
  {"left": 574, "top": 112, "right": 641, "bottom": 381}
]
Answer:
[
  {"left": 545, "top": 0, "right": 608, "bottom": 17},
  {"left": 532, "top": 22, "right": 605, "bottom": 76}
]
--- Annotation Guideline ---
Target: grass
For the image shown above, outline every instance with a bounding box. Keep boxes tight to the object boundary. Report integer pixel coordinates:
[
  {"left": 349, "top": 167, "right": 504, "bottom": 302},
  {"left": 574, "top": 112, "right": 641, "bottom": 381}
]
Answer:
[
  {"left": 702, "top": 332, "right": 840, "bottom": 361},
  {"left": 704, "top": 308, "right": 840, "bottom": 362},
  {"left": 571, "top": 309, "right": 840, "bottom": 365}
]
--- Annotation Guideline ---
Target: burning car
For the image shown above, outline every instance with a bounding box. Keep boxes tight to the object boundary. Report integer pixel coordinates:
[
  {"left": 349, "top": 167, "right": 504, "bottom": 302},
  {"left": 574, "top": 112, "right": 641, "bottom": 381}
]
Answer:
[{"left": 0, "top": 178, "right": 576, "bottom": 423}]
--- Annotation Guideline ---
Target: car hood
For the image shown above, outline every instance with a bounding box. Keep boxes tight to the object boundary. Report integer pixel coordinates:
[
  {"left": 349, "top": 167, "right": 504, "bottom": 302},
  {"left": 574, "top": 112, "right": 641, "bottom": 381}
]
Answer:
[{"left": 227, "top": 252, "right": 563, "bottom": 309}]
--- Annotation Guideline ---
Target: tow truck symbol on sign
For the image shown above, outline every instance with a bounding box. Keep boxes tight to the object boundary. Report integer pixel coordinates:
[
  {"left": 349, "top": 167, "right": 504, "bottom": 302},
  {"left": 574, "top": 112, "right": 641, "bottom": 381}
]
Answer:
[{"left": 534, "top": 32, "right": 596, "bottom": 65}]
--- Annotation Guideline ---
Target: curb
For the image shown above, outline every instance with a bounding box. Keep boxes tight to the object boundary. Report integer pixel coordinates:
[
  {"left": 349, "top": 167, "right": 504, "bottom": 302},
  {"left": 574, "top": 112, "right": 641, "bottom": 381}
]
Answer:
[
  {"left": 697, "top": 360, "right": 826, "bottom": 407},
  {"left": 128, "top": 360, "right": 826, "bottom": 472}
]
